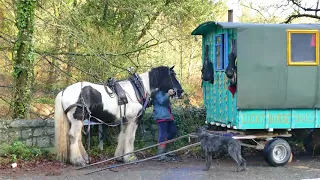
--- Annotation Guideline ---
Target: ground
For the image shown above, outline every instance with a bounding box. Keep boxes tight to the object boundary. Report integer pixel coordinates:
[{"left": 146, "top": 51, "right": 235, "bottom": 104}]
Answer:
[{"left": 1, "top": 154, "right": 320, "bottom": 180}]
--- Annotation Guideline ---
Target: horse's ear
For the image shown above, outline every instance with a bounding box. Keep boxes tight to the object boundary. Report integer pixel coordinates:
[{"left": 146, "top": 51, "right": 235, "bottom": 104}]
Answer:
[{"left": 170, "top": 66, "right": 175, "bottom": 70}]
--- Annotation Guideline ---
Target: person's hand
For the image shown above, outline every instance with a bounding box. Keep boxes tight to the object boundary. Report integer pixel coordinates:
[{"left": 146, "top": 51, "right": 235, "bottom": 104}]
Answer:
[{"left": 168, "top": 89, "right": 175, "bottom": 96}]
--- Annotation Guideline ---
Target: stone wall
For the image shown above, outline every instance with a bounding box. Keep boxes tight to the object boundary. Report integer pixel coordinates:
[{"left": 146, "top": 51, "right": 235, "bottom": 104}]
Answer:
[{"left": 0, "top": 119, "right": 55, "bottom": 148}]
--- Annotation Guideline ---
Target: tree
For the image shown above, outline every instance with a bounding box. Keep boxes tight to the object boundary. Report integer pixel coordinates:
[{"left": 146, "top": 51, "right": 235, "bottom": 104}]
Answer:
[
  {"left": 283, "top": 0, "right": 320, "bottom": 23},
  {"left": 238, "top": 0, "right": 286, "bottom": 23},
  {"left": 12, "top": 0, "right": 36, "bottom": 118}
]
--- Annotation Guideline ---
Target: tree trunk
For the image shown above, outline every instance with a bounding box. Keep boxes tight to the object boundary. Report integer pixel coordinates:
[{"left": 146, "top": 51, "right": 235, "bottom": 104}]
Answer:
[
  {"left": 47, "top": 1, "right": 62, "bottom": 86},
  {"left": 65, "top": 0, "right": 77, "bottom": 86},
  {"left": 188, "top": 45, "right": 195, "bottom": 79},
  {"left": 12, "top": 0, "right": 37, "bottom": 119},
  {"left": 65, "top": 34, "right": 75, "bottom": 86},
  {"left": 47, "top": 27, "right": 61, "bottom": 86}
]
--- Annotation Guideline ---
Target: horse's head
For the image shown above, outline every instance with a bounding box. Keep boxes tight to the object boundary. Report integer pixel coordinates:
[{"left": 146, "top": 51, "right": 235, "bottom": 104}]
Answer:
[{"left": 149, "top": 66, "right": 184, "bottom": 99}]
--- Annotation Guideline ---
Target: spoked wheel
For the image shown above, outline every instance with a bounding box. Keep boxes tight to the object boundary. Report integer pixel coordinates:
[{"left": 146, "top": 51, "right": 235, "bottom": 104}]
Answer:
[{"left": 264, "top": 138, "right": 292, "bottom": 167}]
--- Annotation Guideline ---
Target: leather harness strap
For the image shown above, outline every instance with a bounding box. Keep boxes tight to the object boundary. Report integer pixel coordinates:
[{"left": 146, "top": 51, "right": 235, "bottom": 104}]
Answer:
[{"left": 64, "top": 103, "right": 83, "bottom": 114}]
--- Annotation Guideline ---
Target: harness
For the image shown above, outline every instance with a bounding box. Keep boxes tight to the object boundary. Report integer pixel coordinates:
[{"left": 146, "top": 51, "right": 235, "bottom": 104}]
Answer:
[
  {"left": 63, "top": 67, "right": 181, "bottom": 133},
  {"left": 63, "top": 68, "right": 151, "bottom": 133}
]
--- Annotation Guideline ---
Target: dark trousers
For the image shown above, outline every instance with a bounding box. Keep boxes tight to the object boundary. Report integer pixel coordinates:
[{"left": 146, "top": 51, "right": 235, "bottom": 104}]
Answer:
[{"left": 158, "top": 120, "right": 177, "bottom": 147}]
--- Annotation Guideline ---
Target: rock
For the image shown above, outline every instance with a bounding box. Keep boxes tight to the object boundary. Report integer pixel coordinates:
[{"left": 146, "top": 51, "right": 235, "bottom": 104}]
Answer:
[
  {"left": 8, "top": 130, "right": 20, "bottom": 139},
  {"left": 25, "top": 138, "right": 34, "bottom": 146},
  {"left": 36, "top": 136, "right": 50, "bottom": 148},
  {"left": 45, "top": 127, "right": 55, "bottom": 135},
  {"left": 0, "top": 132, "right": 9, "bottom": 143},
  {"left": 10, "top": 119, "right": 45, "bottom": 128},
  {"left": 34, "top": 128, "right": 44, "bottom": 137},
  {"left": 49, "top": 136, "right": 55, "bottom": 146},
  {"left": 28, "top": 120, "right": 46, "bottom": 127},
  {"left": 21, "top": 129, "right": 33, "bottom": 139},
  {"left": 45, "top": 120, "right": 54, "bottom": 127}
]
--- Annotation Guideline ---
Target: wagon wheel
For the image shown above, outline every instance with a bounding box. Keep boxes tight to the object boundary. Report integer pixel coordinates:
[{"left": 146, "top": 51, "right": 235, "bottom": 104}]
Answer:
[
  {"left": 263, "top": 138, "right": 276, "bottom": 164},
  {"left": 264, "top": 138, "right": 292, "bottom": 167}
]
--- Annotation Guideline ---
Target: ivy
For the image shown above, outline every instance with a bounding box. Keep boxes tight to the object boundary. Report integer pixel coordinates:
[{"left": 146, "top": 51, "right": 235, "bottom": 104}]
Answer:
[{"left": 12, "top": 0, "right": 37, "bottom": 119}]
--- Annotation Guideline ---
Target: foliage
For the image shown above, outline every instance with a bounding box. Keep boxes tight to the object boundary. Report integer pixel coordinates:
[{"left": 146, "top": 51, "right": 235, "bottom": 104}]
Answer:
[
  {"left": 135, "top": 103, "right": 206, "bottom": 152},
  {"left": 0, "top": 0, "right": 229, "bottom": 119},
  {"left": 12, "top": 0, "right": 37, "bottom": 118},
  {"left": 82, "top": 103, "right": 206, "bottom": 157},
  {"left": 1, "top": 141, "right": 49, "bottom": 162}
]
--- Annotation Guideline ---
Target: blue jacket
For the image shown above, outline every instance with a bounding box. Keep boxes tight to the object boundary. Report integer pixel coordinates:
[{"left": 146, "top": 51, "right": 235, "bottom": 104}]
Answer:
[{"left": 153, "top": 90, "right": 174, "bottom": 121}]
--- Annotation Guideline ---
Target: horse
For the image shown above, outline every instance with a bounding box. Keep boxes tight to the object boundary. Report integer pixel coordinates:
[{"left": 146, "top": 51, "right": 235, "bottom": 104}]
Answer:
[{"left": 54, "top": 66, "right": 184, "bottom": 166}]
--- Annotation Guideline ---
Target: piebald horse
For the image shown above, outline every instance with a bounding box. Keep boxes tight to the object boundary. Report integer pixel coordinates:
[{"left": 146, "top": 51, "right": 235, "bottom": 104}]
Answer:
[{"left": 54, "top": 66, "right": 184, "bottom": 166}]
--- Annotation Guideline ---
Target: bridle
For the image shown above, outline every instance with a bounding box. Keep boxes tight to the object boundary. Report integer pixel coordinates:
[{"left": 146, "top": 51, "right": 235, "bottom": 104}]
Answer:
[{"left": 168, "top": 69, "right": 183, "bottom": 98}]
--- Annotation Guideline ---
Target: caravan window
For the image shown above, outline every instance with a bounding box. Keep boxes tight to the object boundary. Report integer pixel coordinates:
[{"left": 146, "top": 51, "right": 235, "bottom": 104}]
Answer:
[
  {"left": 287, "top": 30, "right": 319, "bottom": 66},
  {"left": 214, "top": 34, "right": 228, "bottom": 70}
]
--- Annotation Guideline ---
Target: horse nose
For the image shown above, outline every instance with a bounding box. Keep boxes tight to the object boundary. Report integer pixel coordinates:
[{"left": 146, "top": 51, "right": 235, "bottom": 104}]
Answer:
[{"left": 179, "top": 89, "right": 185, "bottom": 98}]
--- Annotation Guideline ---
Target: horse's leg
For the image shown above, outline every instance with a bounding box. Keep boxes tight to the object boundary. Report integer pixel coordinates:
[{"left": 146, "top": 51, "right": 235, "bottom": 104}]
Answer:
[
  {"left": 68, "top": 116, "right": 86, "bottom": 166},
  {"left": 123, "top": 120, "right": 138, "bottom": 163},
  {"left": 114, "top": 129, "right": 126, "bottom": 162},
  {"left": 78, "top": 134, "right": 89, "bottom": 163}
]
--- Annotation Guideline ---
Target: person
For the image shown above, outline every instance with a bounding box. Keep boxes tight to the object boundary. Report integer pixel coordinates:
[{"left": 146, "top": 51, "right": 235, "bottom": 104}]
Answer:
[{"left": 153, "top": 88, "right": 177, "bottom": 160}]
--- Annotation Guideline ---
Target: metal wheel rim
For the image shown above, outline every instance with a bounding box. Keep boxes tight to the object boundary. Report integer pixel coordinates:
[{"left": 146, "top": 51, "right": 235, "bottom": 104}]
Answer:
[{"left": 272, "top": 144, "right": 287, "bottom": 163}]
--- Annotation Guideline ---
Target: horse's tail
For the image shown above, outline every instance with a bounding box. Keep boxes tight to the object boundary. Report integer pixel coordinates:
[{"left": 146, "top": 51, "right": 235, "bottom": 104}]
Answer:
[{"left": 54, "top": 91, "right": 70, "bottom": 163}]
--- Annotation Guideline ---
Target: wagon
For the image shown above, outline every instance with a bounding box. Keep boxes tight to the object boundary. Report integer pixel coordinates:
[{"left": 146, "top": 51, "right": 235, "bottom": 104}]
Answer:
[{"left": 191, "top": 14, "right": 320, "bottom": 166}]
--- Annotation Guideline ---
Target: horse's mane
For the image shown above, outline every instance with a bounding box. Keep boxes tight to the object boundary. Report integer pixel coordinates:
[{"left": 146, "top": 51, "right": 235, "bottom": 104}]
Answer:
[{"left": 148, "top": 66, "right": 171, "bottom": 91}]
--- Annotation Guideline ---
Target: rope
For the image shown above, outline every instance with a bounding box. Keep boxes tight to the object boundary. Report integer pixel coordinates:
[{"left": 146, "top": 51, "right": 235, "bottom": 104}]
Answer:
[
  {"left": 76, "top": 133, "right": 195, "bottom": 170},
  {"left": 84, "top": 141, "right": 201, "bottom": 175}
]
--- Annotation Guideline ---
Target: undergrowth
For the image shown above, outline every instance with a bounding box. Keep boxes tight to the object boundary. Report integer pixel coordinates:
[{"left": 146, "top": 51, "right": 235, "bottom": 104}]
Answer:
[
  {"left": 85, "top": 104, "right": 206, "bottom": 157},
  {"left": 0, "top": 141, "right": 52, "bottom": 163}
]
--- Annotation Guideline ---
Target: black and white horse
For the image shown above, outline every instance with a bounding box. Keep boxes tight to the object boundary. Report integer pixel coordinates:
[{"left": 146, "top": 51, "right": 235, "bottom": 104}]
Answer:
[{"left": 54, "top": 66, "right": 184, "bottom": 166}]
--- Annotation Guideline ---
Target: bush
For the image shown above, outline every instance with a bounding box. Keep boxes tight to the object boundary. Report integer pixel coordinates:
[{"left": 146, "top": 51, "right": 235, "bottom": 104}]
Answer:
[
  {"left": 1, "top": 141, "right": 46, "bottom": 162},
  {"left": 135, "top": 104, "right": 206, "bottom": 151},
  {"left": 82, "top": 104, "right": 206, "bottom": 157}
]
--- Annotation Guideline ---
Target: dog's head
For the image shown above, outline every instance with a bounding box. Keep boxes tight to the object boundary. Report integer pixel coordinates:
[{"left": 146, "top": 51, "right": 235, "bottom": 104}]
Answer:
[{"left": 196, "top": 125, "right": 209, "bottom": 138}]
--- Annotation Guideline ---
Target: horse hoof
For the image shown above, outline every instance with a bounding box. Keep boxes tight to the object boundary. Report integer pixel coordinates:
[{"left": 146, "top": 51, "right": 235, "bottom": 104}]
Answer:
[
  {"left": 70, "top": 157, "right": 86, "bottom": 166},
  {"left": 124, "top": 155, "right": 138, "bottom": 163},
  {"left": 128, "top": 155, "right": 138, "bottom": 162},
  {"left": 115, "top": 157, "right": 123, "bottom": 163},
  {"left": 82, "top": 153, "right": 89, "bottom": 161},
  {"left": 202, "top": 168, "right": 209, "bottom": 171}
]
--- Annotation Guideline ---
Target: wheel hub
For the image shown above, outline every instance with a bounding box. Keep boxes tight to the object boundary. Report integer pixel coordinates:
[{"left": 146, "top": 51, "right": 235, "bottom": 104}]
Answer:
[{"left": 273, "top": 144, "right": 287, "bottom": 162}]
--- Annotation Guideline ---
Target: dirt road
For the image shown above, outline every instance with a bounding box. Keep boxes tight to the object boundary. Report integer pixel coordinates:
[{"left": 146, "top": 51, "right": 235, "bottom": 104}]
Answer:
[{"left": 2, "top": 155, "right": 320, "bottom": 180}]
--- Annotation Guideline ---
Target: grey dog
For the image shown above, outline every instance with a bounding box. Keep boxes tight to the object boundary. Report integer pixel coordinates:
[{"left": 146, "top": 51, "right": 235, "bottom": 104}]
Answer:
[{"left": 197, "top": 126, "right": 247, "bottom": 172}]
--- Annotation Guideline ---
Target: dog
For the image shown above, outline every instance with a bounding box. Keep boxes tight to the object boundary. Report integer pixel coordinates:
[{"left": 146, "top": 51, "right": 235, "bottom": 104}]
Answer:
[{"left": 196, "top": 126, "right": 247, "bottom": 172}]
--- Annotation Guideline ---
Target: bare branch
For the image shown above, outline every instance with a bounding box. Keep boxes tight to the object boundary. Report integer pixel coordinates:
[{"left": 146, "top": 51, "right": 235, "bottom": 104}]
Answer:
[
  {"left": 289, "top": 0, "right": 320, "bottom": 11},
  {"left": 316, "top": 0, "right": 319, "bottom": 16},
  {"left": 136, "top": 0, "right": 172, "bottom": 42},
  {"left": 0, "top": 33, "right": 15, "bottom": 44},
  {"left": 283, "top": 13, "right": 320, "bottom": 23},
  {"left": 240, "top": 3, "right": 267, "bottom": 21}
]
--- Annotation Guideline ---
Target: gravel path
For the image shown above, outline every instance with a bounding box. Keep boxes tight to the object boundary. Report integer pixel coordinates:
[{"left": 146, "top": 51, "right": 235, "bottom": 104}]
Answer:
[{"left": 2, "top": 155, "right": 320, "bottom": 180}]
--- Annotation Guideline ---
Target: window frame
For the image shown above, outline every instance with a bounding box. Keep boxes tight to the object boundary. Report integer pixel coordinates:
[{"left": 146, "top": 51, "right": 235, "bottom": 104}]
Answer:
[
  {"left": 287, "top": 29, "right": 319, "bottom": 66},
  {"left": 214, "top": 33, "right": 229, "bottom": 70}
]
